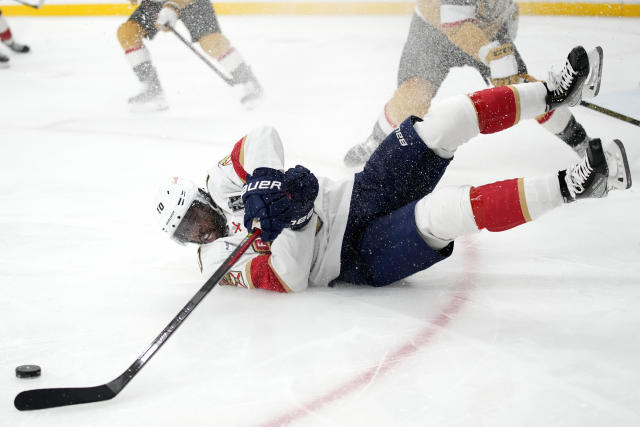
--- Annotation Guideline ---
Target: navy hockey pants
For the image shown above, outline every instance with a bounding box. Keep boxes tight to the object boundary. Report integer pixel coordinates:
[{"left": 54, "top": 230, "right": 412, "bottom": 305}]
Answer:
[{"left": 338, "top": 116, "right": 454, "bottom": 286}]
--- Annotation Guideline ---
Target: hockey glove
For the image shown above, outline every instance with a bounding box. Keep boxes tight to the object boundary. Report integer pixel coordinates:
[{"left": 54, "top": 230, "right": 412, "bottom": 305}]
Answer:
[
  {"left": 479, "top": 41, "right": 520, "bottom": 86},
  {"left": 242, "top": 167, "right": 292, "bottom": 242},
  {"left": 156, "top": 2, "right": 179, "bottom": 31},
  {"left": 285, "top": 165, "right": 319, "bottom": 231}
]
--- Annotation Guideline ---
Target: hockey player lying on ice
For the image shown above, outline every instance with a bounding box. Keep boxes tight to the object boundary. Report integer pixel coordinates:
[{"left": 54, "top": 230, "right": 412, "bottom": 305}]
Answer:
[{"left": 154, "top": 46, "right": 632, "bottom": 293}]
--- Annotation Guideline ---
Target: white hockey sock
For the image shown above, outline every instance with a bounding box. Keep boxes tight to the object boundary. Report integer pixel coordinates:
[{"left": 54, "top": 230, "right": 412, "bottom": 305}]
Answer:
[
  {"left": 217, "top": 47, "right": 244, "bottom": 75},
  {"left": 521, "top": 173, "right": 564, "bottom": 220},
  {"left": 415, "top": 185, "right": 478, "bottom": 250},
  {"left": 376, "top": 104, "right": 397, "bottom": 135},
  {"left": 537, "top": 106, "right": 572, "bottom": 134},
  {"left": 125, "top": 45, "right": 151, "bottom": 68},
  {"left": 511, "top": 82, "right": 548, "bottom": 120},
  {"left": 413, "top": 95, "right": 479, "bottom": 159}
]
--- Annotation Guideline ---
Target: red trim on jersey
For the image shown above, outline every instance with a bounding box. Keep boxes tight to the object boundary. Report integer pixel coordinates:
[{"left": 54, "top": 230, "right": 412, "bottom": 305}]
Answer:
[
  {"left": 470, "top": 179, "right": 527, "bottom": 232},
  {"left": 536, "top": 110, "right": 555, "bottom": 124},
  {"left": 249, "top": 255, "right": 288, "bottom": 293},
  {"left": 230, "top": 137, "right": 248, "bottom": 182},
  {"left": 469, "top": 86, "right": 517, "bottom": 134},
  {"left": 0, "top": 29, "right": 12, "bottom": 42}
]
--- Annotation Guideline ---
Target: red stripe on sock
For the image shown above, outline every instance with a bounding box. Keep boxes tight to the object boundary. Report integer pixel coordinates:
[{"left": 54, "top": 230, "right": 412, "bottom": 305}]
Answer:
[
  {"left": 124, "top": 45, "right": 144, "bottom": 55},
  {"left": 217, "top": 47, "right": 236, "bottom": 62},
  {"left": 0, "top": 29, "right": 12, "bottom": 42},
  {"left": 469, "top": 86, "right": 518, "bottom": 134},
  {"left": 249, "top": 255, "right": 288, "bottom": 293},
  {"left": 536, "top": 110, "right": 554, "bottom": 124},
  {"left": 230, "top": 136, "right": 248, "bottom": 182},
  {"left": 470, "top": 179, "right": 527, "bottom": 232}
]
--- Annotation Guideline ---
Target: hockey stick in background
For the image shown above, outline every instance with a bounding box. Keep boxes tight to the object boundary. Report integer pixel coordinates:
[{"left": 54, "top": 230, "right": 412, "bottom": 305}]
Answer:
[
  {"left": 579, "top": 100, "right": 640, "bottom": 127},
  {"left": 12, "top": 0, "right": 45, "bottom": 9},
  {"left": 168, "top": 26, "right": 234, "bottom": 86},
  {"left": 14, "top": 228, "right": 262, "bottom": 411}
]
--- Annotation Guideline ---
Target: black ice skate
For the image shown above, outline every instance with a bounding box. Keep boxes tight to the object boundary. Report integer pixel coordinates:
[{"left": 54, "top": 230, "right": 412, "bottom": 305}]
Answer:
[
  {"left": 343, "top": 122, "right": 387, "bottom": 167},
  {"left": 0, "top": 52, "right": 8, "bottom": 68},
  {"left": 545, "top": 46, "right": 602, "bottom": 112},
  {"left": 559, "top": 138, "right": 632, "bottom": 203},
  {"left": 4, "top": 41, "right": 30, "bottom": 53}
]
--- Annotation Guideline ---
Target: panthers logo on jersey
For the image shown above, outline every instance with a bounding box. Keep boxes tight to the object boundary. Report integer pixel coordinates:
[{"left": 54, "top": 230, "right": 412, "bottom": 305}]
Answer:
[{"left": 218, "top": 155, "right": 232, "bottom": 167}]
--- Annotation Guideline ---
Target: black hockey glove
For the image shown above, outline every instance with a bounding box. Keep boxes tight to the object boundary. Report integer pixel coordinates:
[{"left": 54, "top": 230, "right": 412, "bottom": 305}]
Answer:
[
  {"left": 242, "top": 167, "right": 293, "bottom": 242},
  {"left": 285, "top": 165, "right": 319, "bottom": 231}
]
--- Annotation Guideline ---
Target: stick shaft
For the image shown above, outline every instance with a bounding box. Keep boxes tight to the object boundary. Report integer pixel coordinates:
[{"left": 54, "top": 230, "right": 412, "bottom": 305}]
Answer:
[
  {"left": 580, "top": 100, "right": 640, "bottom": 127},
  {"left": 169, "top": 26, "right": 234, "bottom": 86}
]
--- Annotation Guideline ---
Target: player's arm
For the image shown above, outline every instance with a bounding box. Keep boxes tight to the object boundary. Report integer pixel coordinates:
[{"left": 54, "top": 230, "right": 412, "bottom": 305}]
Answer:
[
  {"left": 439, "top": 0, "right": 521, "bottom": 86},
  {"left": 201, "top": 220, "right": 316, "bottom": 293}
]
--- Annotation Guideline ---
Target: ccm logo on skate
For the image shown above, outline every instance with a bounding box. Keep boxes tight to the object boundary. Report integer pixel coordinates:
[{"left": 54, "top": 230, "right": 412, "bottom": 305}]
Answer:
[
  {"left": 241, "top": 180, "right": 283, "bottom": 195},
  {"left": 395, "top": 128, "right": 408, "bottom": 146}
]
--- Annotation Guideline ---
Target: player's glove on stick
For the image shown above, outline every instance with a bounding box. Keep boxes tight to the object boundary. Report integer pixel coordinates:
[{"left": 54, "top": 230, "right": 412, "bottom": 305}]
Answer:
[
  {"left": 242, "top": 168, "right": 292, "bottom": 242},
  {"left": 285, "top": 165, "right": 319, "bottom": 230},
  {"left": 479, "top": 41, "right": 521, "bottom": 86},
  {"left": 156, "top": 2, "right": 179, "bottom": 31}
]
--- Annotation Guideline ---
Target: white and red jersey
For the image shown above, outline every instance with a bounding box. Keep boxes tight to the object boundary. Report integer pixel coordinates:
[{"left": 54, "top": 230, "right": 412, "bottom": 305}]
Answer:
[{"left": 197, "top": 125, "right": 353, "bottom": 293}]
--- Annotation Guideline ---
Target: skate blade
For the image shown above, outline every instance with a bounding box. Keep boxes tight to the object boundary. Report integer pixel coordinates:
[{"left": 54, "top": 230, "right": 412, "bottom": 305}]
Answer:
[
  {"left": 583, "top": 46, "right": 603, "bottom": 99},
  {"left": 128, "top": 98, "right": 169, "bottom": 113},
  {"left": 607, "top": 139, "right": 632, "bottom": 190}
]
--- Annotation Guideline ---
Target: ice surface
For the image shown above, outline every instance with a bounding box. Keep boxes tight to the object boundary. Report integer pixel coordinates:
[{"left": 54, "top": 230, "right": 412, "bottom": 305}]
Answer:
[{"left": 1, "top": 15, "right": 639, "bottom": 427}]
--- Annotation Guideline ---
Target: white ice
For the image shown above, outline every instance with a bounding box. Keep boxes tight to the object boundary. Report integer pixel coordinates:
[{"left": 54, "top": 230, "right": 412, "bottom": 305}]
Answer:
[{"left": 1, "top": 14, "right": 640, "bottom": 427}]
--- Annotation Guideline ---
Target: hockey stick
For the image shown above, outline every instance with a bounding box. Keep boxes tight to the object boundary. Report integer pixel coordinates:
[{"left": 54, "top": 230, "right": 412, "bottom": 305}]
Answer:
[
  {"left": 12, "top": 0, "right": 45, "bottom": 9},
  {"left": 14, "top": 228, "right": 262, "bottom": 411},
  {"left": 168, "top": 26, "right": 234, "bottom": 87},
  {"left": 580, "top": 100, "right": 640, "bottom": 127}
]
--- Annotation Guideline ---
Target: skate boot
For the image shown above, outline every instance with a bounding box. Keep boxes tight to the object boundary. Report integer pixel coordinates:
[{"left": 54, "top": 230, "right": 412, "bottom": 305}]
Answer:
[
  {"left": 4, "top": 41, "right": 29, "bottom": 53},
  {"left": 545, "top": 46, "right": 602, "bottom": 112},
  {"left": 128, "top": 62, "right": 168, "bottom": 111},
  {"left": 0, "top": 52, "right": 8, "bottom": 68},
  {"left": 559, "top": 138, "right": 632, "bottom": 203},
  {"left": 343, "top": 121, "right": 387, "bottom": 167},
  {"left": 232, "top": 64, "right": 263, "bottom": 108},
  {"left": 128, "top": 84, "right": 168, "bottom": 112},
  {"left": 239, "top": 76, "right": 263, "bottom": 109}
]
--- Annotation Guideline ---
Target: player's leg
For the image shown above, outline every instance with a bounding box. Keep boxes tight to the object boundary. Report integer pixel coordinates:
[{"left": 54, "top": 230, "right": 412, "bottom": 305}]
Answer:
[
  {"left": 182, "top": 0, "right": 262, "bottom": 107},
  {"left": 348, "top": 137, "right": 632, "bottom": 287},
  {"left": 415, "top": 138, "right": 631, "bottom": 251},
  {"left": 344, "top": 12, "right": 487, "bottom": 167},
  {"left": 0, "top": 10, "right": 30, "bottom": 55},
  {"left": 117, "top": 1, "right": 167, "bottom": 110}
]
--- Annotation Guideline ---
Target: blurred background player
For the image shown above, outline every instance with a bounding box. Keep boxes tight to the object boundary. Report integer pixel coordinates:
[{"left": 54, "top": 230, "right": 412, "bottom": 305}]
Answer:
[
  {"left": 0, "top": 9, "right": 30, "bottom": 68},
  {"left": 343, "top": 0, "right": 602, "bottom": 166},
  {"left": 117, "top": 0, "right": 262, "bottom": 110}
]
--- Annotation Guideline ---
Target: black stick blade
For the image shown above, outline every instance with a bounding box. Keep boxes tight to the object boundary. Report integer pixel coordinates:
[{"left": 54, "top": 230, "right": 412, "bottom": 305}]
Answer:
[{"left": 14, "top": 385, "right": 117, "bottom": 410}]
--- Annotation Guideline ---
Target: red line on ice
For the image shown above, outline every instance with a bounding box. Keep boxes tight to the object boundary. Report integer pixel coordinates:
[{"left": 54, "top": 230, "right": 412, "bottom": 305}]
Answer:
[{"left": 259, "top": 242, "right": 477, "bottom": 427}]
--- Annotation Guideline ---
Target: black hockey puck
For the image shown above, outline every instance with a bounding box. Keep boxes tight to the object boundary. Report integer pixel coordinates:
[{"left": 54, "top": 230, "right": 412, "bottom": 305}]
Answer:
[{"left": 15, "top": 365, "right": 41, "bottom": 379}]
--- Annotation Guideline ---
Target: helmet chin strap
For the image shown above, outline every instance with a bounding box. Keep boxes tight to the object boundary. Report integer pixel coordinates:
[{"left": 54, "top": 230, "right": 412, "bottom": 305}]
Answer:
[{"left": 197, "top": 189, "right": 229, "bottom": 238}]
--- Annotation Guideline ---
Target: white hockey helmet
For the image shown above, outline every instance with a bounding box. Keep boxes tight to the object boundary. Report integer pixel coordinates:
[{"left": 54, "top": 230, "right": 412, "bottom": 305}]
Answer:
[{"left": 154, "top": 177, "right": 227, "bottom": 244}]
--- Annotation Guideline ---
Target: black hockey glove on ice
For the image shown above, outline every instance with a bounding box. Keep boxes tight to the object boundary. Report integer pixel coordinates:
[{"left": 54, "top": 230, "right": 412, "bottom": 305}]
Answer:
[
  {"left": 285, "top": 165, "right": 318, "bottom": 231},
  {"left": 242, "top": 167, "right": 293, "bottom": 242}
]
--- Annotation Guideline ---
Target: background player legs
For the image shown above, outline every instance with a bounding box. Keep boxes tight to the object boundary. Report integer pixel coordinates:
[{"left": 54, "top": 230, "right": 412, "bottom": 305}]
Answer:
[
  {"left": 117, "top": 19, "right": 167, "bottom": 111},
  {"left": 0, "top": 10, "right": 30, "bottom": 68},
  {"left": 197, "top": 32, "right": 262, "bottom": 106}
]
